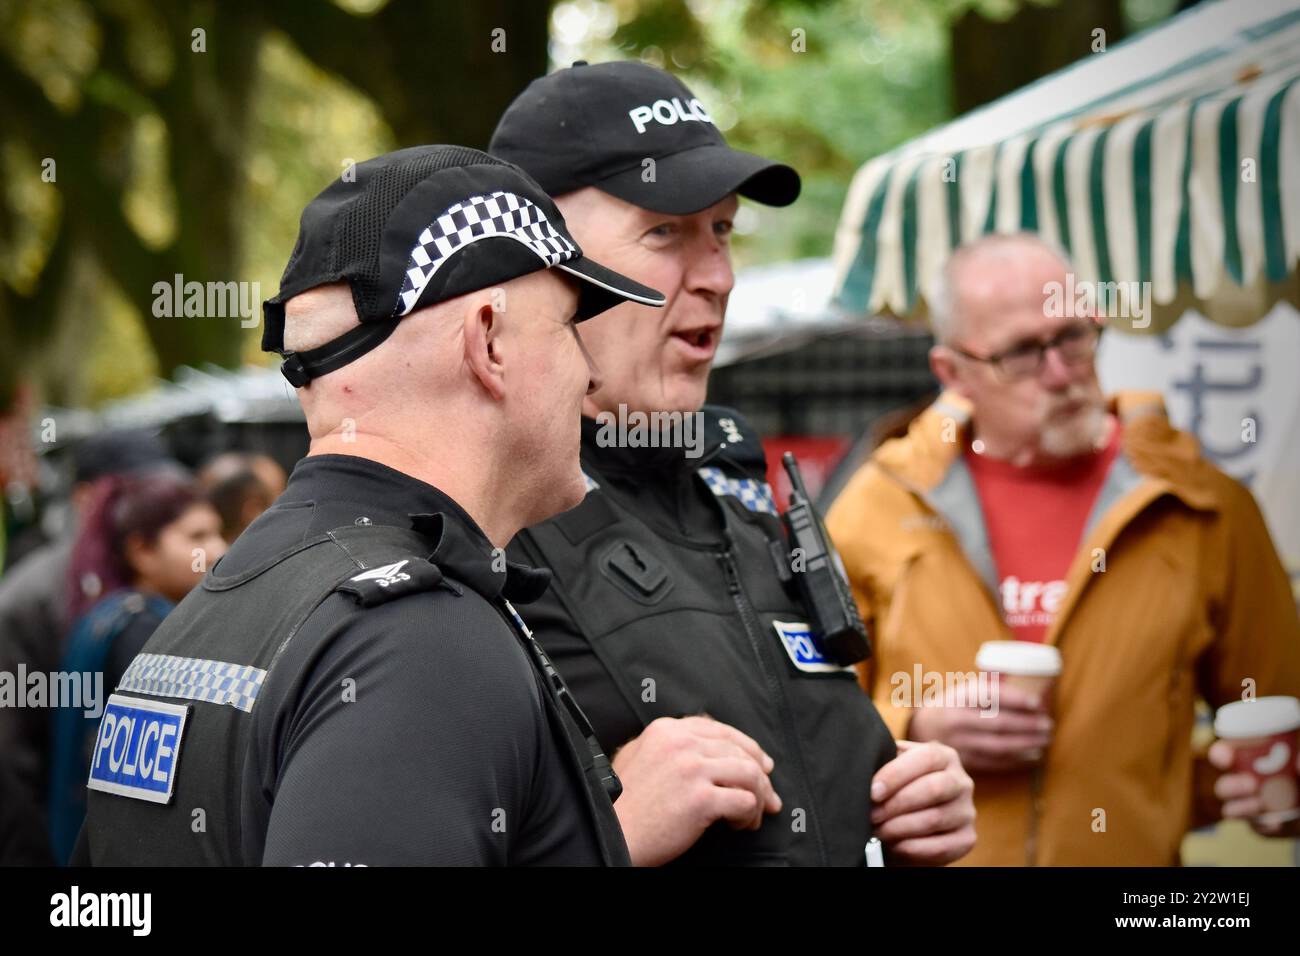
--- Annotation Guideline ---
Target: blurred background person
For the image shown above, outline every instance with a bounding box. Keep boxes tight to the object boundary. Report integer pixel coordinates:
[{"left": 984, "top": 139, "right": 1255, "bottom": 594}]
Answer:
[
  {"left": 0, "top": 429, "right": 179, "bottom": 865},
  {"left": 826, "top": 233, "right": 1300, "bottom": 866},
  {"left": 199, "top": 451, "right": 288, "bottom": 542},
  {"left": 48, "top": 469, "right": 226, "bottom": 864},
  {"left": 0, "top": 382, "right": 40, "bottom": 571}
]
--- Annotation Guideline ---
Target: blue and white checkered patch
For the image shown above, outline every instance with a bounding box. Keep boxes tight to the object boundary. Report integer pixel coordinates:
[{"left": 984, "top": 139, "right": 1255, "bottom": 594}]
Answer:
[
  {"left": 395, "top": 190, "right": 578, "bottom": 317},
  {"left": 117, "top": 653, "right": 268, "bottom": 713},
  {"left": 697, "top": 466, "right": 777, "bottom": 516}
]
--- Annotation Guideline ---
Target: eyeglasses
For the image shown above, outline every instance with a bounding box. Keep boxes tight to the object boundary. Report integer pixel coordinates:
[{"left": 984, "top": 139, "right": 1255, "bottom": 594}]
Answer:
[{"left": 950, "top": 322, "right": 1101, "bottom": 382}]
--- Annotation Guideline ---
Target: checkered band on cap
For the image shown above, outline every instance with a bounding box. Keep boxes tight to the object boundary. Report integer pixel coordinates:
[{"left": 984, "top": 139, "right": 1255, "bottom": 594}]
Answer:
[{"left": 395, "top": 190, "right": 578, "bottom": 317}]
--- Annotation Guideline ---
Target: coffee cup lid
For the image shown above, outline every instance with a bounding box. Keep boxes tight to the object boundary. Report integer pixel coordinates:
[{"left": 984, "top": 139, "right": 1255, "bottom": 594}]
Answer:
[
  {"left": 1214, "top": 696, "right": 1300, "bottom": 738},
  {"left": 975, "top": 641, "right": 1062, "bottom": 676}
]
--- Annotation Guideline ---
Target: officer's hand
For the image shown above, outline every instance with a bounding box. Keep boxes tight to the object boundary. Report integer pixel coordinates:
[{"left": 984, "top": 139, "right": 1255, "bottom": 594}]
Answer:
[
  {"left": 907, "top": 684, "right": 1054, "bottom": 773},
  {"left": 870, "top": 740, "right": 976, "bottom": 865},
  {"left": 1208, "top": 739, "right": 1300, "bottom": 837},
  {"left": 610, "top": 715, "right": 782, "bottom": 867}
]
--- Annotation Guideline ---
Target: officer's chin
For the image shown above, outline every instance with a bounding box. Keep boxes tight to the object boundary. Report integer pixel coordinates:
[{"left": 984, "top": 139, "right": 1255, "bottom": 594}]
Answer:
[
  {"left": 661, "top": 374, "right": 710, "bottom": 417},
  {"left": 530, "top": 469, "right": 587, "bottom": 526},
  {"left": 558, "top": 469, "right": 588, "bottom": 513}
]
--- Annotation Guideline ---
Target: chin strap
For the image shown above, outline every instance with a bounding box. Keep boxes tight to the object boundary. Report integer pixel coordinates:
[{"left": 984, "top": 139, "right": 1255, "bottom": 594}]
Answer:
[{"left": 278, "top": 318, "right": 402, "bottom": 387}]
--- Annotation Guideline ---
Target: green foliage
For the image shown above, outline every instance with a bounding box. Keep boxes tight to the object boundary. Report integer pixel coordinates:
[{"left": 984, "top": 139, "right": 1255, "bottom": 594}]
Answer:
[
  {"left": 3, "top": 0, "right": 1163, "bottom": 405},
  {"left": 553, "top": 0, "right": 952, "bottom": 268}
]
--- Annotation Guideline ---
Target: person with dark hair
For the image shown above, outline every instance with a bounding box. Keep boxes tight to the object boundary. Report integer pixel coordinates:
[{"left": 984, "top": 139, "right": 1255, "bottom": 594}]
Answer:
[
  {"left": 48, "top": 470, "right": 226, "bottom": 863},
  {"left": 199, "top": 451, "right": 288, "bottom": 542},
  {"left": 0, "top": 428, "right": 179, "bottom": 865}
]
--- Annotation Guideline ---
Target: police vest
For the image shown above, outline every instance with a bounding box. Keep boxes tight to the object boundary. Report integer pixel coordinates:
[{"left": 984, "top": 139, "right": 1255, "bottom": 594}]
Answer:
[
  {"left": 83, "top": 522, "right": 627, "bottom": 866},
  {"left": 516, "top": 410, "right": 898, "bottom": 866}
]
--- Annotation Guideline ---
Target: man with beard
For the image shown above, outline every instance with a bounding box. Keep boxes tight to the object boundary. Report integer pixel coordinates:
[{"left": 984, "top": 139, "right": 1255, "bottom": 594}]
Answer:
[{"left": 827, "top": 232, "right": 1300, "bottom": 865}]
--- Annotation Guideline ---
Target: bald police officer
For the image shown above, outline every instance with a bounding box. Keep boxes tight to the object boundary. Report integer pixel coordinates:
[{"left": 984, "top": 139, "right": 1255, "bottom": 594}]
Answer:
[{"left": 81, "top": 145, "right": 664, "bottom": 866}]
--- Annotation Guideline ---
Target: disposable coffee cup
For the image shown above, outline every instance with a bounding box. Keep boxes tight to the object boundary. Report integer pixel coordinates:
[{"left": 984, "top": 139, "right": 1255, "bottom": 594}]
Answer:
[
  {"left": 1213, "top": 696, "right": 1300, "bottom": 824},
  {"left": 975, "top": 641, "right": 1062, "bottom": 705}
]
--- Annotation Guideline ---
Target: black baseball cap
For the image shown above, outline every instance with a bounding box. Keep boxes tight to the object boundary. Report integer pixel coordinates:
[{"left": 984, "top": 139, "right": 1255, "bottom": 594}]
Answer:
[
  {"left": 261, "top": 144, "right": 665, "bottom": 387},
  {"left": 490, "top": 61, "right": 800, "bottom": 215}
]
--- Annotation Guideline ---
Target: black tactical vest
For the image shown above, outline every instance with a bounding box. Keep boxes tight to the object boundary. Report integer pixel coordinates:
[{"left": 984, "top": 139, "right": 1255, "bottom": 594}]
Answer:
[
  {"left": 83, "top": 522, "right": 627, "bottom": 866},
  {"left": 516, "top": 407, "right": 897, "bottom": 866}
]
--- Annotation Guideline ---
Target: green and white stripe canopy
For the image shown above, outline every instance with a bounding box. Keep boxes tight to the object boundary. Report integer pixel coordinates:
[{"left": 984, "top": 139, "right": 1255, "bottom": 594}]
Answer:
[{"left": 830, "top": 0, "right": 1300, "bottom": 332}]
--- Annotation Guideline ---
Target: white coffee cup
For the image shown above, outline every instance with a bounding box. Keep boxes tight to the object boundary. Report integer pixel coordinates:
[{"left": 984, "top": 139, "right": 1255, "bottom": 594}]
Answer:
[
  {"left": 1213, "top": 696, "right": 1300, "bottom": 823},
  {"left": 975, "top": 640, "right": 1063, "bottom": 702}
]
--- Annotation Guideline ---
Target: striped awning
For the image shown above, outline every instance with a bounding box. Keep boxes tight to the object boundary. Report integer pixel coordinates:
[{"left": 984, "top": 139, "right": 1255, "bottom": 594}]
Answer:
[{"left": 831, "top": 0, "right": 1300, "bottom": 332}]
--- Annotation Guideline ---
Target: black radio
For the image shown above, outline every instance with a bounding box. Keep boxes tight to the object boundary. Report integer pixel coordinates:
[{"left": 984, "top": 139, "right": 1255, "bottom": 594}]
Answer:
[{"left": 779, "top": 452, "right": 871, "bottom": 666}]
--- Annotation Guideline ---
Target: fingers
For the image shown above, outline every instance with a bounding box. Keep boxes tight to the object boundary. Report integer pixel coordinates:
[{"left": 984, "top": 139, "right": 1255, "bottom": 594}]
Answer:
[
  {"left": 710, "top": 786, "right": 764, "bottom": 830},
  {"left": 873, "top": 747, "right": 973, "bottom": 824},
  {"left": 706, "top": 756, "right": 781, "bottom": 828},
  {"left": 965, "top": 709, "right": 1054, "bottom": 736},
  {"left": 1207, "top": 740, "right": 1235, "bottom": 770},
  {"left": 1221, "top": 795, "right": 1266, "bottom": 819},
  {"left": 610, "top": 718, "right": 782, "bottom": 866},
  {"left": 885, "top": 828, "right": 977, "bottom": 866},
  {"left": 944, "top": 724, "right": 1051, "bottom": 773},
  {"left": 677, "top": 716, "right": 774, "bottom": 773},
  {"left": 1249, "top": 816, "right": 1300, "bottom": 838},
  {"left": 694, "top": 739, "right": 784, "bottom": 815},
  {"left": 953, "top": 732, "right": 1050, "bottom": 773},
  {"left": 994, "top": 684, "right": 1049, "bottom": 712},
  {"left": 962, "top": 731, "right": 1052, "bottom": 757},
  {"left": 1214, "top": 771, "right": 1259, "bottom": 803},
  {"left": 874, "top": 792, "right": 975, "bottom": 843},
  {"left": 871, "top": 740, "right": 952, "bottom": 803}
]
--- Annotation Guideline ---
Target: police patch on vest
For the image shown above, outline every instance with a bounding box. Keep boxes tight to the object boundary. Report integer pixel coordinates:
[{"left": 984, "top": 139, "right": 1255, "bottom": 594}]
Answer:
[
  {"left": 772, "top": 621, "right": 853, "bottom": 674},
  {"left": 87, "top": 694, "right": 189, "bottom": 804}
]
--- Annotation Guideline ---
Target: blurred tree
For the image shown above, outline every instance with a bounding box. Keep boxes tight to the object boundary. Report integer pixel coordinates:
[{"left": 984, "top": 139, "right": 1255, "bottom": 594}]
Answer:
[
  {"left": 0, "top": 0, "right": 548, "bottom": 404},
  {"left": 950, "top": 0, "right": 1126, "bottom": 114},
  {"left": 557, "top": 0, "right": 955, "bottom": 269},
  {"left": 1, "top": 0, "right": 1169, "bottom": 406}
]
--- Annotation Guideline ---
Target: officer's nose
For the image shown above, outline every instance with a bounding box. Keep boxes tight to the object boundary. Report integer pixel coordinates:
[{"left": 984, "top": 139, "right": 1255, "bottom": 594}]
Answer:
[
  {"left": 685, "top": 234, "right": 735, "bottom": 301},
  {"left": 574, "top": 325, "right": 602, "bottom": 395}
]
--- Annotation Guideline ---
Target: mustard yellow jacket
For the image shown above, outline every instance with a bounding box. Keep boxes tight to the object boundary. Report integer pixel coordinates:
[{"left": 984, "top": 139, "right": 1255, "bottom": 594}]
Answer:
[{"left": 827, "top": 391, "right": 1300, "bottom": 865}]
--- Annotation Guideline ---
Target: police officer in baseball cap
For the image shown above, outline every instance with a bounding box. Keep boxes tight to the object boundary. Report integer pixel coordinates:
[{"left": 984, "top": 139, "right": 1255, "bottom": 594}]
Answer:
[
  {"left": 80, "top": 144, "right": 663, "bottom": 865},
  {"left": 493, "top": 63, "right": 976, "bottom": 866}
]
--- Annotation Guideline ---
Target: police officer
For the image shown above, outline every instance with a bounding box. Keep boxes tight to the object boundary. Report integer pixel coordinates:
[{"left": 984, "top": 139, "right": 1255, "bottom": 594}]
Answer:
[
  {"left": 80, "top": 145, "right": 666, "bottom": 866},
  {"left": 492, "top": 63, "right": 977, "bottom": 866}
]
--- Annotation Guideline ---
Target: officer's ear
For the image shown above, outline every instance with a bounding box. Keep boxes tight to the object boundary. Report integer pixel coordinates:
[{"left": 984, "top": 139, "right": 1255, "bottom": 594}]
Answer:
[{"left": 463, "top": 293, "right": 506, "bottom": 401}]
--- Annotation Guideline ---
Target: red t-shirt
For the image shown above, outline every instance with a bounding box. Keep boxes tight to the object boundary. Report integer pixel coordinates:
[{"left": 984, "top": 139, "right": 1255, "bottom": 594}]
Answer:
[{"left": 964, "top": 422, "right": 1121, "bottom": 642}]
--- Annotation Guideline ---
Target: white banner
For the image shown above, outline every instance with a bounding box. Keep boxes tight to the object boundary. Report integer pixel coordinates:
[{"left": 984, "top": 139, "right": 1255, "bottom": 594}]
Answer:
[{"left": 1098, "top": 303, "right": 1300, "bottom": 603}]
